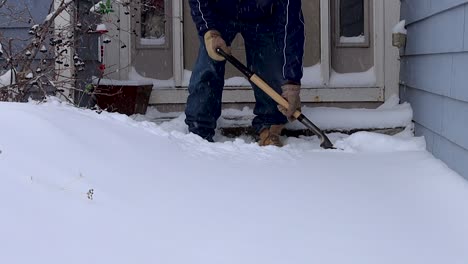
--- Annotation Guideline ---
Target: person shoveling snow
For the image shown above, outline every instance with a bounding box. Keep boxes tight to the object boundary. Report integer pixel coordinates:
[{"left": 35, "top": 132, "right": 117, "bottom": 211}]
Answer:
[{"left": 186, "top": 0, "right": 304, "bottom": 146}]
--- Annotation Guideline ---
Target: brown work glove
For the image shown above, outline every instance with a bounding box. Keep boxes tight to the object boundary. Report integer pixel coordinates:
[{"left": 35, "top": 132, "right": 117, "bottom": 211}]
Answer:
[
  {"left": 278, "top": 83, "right": 301, "bottom": 121},
  {"left": 204, "top": 30, "right": 230, "bottom": 61}
]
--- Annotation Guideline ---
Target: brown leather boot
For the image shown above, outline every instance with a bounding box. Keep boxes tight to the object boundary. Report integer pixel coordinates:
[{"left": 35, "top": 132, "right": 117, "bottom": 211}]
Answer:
[{"left": 258, "top": 125, "right": 284, "bottom": 147}]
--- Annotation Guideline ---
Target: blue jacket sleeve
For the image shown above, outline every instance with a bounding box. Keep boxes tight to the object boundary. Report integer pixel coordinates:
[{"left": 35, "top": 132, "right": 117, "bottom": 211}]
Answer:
[
  {"left": 280, "top": 0, "right": 305, "bottom": 85},
  {"left": 188, "top": 0, "right": 218, "bottom": 36}
]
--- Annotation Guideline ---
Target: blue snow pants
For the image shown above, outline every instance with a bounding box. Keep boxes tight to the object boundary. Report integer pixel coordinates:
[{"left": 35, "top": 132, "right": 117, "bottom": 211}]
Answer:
[{"left": 185, "top": 21, "right": 288, "bottom": 142}]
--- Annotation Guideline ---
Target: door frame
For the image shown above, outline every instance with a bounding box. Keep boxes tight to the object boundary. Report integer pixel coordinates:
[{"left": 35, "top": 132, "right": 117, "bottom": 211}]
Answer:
[
  {"left": 173, "top": 0, "right": 184, "bottom": 87},
  {"left": 152, "top": 0, "right": 399, "bottom": 104}
]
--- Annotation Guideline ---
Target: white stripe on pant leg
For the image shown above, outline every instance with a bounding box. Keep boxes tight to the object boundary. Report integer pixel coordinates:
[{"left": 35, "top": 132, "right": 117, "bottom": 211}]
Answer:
[
  {"left": 197, "top": 0, "right": 209, "bottom": 29},
  {"left": 282, "top": 0, "right": 290, "bottom": 80},
  {"left": 299, "top": 11, "right": 306, "bottom": 76}
]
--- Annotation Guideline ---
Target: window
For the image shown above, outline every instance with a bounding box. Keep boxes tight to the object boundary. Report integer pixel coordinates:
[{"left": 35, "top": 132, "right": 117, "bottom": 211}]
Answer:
[
  {"left": 140, "top": 0, "right": 166, "bottom": 46},
  {"left": 336, "top": 0, "right": 369, "bottom": 47}
]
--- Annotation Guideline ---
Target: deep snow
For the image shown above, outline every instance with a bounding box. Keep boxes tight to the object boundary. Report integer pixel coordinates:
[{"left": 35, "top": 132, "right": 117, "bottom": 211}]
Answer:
[{"left": 1, "top": 99, "right": 468, "bottom": 264}]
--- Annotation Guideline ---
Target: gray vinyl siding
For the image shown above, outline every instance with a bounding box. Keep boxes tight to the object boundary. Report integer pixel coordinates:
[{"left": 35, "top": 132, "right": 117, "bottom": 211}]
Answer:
[
  {"left": 0, "top": 0, "right": 52, "bottom": 52},
  {"left": 0, "top": 0, "right": 53, "bottom": 98},
  {"left": 399, "top": 0, "right": 468, "bottom": 179},
  {"left": 0, "top": 0, "right": 100, "bottom": 103}
]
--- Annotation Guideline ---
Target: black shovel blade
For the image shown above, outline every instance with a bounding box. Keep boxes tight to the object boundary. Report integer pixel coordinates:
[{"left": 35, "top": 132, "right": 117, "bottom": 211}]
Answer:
[{"left": 297, "top": 114, "right": 335, "bottom": 149}]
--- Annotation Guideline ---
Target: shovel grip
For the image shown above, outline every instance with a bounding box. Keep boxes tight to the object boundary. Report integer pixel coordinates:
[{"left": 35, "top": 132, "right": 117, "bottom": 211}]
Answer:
[
  {"left": 250, "top": 74, "right": 301, "bottom": 119},
  {"left": 216, "top": 48, "right": 300, "bottom": 118}
]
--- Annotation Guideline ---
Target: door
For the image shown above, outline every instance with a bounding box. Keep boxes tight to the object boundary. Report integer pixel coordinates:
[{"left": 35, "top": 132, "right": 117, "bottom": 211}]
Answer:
[{"left": 148, "top": 0, "right": 393, "bottom": 104}]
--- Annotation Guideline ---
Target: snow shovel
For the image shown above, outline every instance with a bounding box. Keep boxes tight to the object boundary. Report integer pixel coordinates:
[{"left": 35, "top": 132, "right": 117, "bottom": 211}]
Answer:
[{"left": 216, "top": 48, "right": 334, "bottom": 149}]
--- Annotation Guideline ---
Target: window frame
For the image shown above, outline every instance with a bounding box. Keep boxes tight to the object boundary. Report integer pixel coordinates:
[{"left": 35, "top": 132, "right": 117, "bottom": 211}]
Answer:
[
  {"left": 135, "top": 0, "right": 170, "bottom": 50},
  {"left": 334, "top": 0, "right": 370, "bottom": 48}
]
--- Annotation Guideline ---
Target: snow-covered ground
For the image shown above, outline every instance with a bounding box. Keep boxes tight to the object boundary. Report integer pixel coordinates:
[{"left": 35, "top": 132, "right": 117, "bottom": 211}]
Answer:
[{"left": 1, "top": 98, "right": 468, "bottom": 264}]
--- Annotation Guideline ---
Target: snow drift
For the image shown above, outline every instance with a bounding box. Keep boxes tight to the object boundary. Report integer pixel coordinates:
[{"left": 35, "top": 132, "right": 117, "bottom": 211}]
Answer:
[{"left": 1, "top": 99, "right": 468, "bottom": 264}]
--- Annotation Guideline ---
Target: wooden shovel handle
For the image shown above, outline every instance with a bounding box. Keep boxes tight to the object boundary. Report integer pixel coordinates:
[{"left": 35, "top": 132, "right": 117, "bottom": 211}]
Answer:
[
  {"left": 250, "top": 74, "right": 301, "bottom": 119},
  {"left": 215, "top": 48, "right": 335, "bottom": 149}
]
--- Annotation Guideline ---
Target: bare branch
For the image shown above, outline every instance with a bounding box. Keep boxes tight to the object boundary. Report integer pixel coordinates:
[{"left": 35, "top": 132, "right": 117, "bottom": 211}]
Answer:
[
  {"left": 0, "top": 0, "right": 8, "bottom": 9},
  {"left": 1, "top": 0, "right": 142, "bottom": 106}
]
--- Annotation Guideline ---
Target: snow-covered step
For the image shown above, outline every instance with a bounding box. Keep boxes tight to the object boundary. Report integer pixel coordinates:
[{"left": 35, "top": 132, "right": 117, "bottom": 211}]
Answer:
[{"left": 136, "top": 95, "right": 413, "bottom": 136}]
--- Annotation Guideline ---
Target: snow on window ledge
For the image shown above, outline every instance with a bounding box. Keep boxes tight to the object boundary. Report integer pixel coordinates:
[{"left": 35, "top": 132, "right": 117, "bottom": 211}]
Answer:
[
  {"left": 140, "top": 36, "right": 166, "bottom": 46},
  {"left": 340, "top": 35, "right": 366, "bottom": 44}
]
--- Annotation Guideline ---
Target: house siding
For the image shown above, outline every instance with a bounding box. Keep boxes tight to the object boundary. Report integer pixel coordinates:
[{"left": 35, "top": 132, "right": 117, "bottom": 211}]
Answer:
[
  {"left": 0, "top": 0, "right": 100, "bottom": 103},
  {"left": 0, "top": 0, "right": 52, "bottom": 51},
  {"left": 400, "top": 0, "right": 468, "bottom": 179},
  {"left": 0, "top": 0, "right": 53, "bottom": 98}
]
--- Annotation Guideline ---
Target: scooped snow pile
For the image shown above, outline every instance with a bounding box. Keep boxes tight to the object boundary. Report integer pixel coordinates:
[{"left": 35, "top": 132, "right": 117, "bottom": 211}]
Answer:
[
  {"left": 335, "top": 130, "right": 426, "bottom": 152},
  {"left": 1, "top": 99, "right": 468, "bottom": 264}
]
